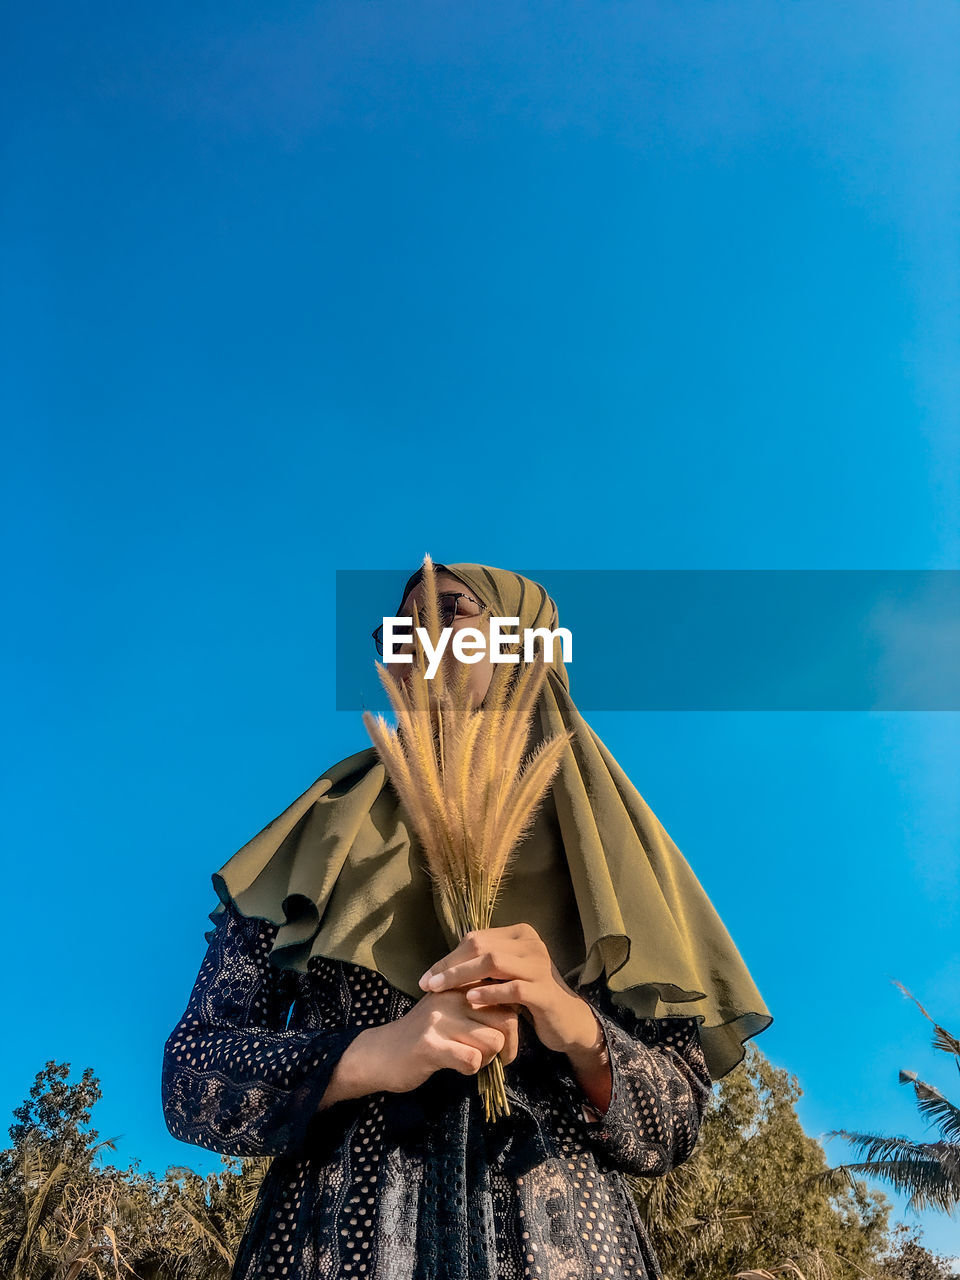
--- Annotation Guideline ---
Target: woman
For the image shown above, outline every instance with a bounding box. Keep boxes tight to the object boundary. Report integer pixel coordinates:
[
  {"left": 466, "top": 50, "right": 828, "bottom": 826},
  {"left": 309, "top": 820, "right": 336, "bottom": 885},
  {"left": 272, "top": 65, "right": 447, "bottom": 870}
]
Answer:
[{"left": 161, "top": 561, "right": 773, "bottom": 1280}]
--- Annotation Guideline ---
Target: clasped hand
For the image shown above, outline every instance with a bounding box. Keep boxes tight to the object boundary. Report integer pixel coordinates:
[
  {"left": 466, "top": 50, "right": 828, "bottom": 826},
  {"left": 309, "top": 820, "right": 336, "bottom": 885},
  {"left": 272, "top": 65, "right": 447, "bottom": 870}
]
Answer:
[
  {"left": 320, "top": 924, "right": 608, "bottom": 1108},
  {"left": 418, "top": 923, "right": 599, "bottom": 1057}
]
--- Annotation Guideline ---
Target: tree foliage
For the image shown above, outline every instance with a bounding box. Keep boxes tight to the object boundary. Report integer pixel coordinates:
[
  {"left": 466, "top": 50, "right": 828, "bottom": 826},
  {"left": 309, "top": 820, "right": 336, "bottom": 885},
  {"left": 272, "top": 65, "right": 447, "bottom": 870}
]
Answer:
[
  {"left": 822, "top": 984, "right": 960, "bottom": 1220},
  {"left": 0, "top": 1047, "right": 954, "bottom": 1279},
  {"left": 629, "top": 1043, "right": 954, "bottom": 1280}
]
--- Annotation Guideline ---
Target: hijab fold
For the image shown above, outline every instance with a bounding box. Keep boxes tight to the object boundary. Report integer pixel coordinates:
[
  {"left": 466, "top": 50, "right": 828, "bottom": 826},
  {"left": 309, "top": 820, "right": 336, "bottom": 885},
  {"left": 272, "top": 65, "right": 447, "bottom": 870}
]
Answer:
[{"left": 208, "top": 562, "right": 773, "bottom": 1081}]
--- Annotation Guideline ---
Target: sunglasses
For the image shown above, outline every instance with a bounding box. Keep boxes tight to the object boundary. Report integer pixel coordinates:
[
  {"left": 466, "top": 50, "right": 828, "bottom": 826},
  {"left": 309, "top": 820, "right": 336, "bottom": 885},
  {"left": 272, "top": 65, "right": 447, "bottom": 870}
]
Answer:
[{"left": 372, "top": 591, "right": 484, "bottom": 656}]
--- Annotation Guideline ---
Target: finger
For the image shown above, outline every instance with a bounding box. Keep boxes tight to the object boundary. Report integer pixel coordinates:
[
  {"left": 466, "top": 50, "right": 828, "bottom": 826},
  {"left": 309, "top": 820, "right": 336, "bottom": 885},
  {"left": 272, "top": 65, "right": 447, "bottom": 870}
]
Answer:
[
  {"left": 464, "top": 980, "right": 531, "bottom": 1009},
  {"left": 442, "top": 1041, "right": 484, "bottom": 1076},
  {"left": 462, "top": 1000, "right": 521, "bottom": 1028},
  {"left": 421, "top": 950, "right": 539, "bottom": 993},
  {"left": 495, "top": 1012, "right": 519, "bottom": 1064},
  {"left": 418, "top": 926, "right": 540, "bottom": 991},
  {"left": 460, "top": 1002, "right": 520, "bottom": 1063},
  {"left": 435, "top": 1008, "right": 507, "bottom": 1053},
  {"left": 458, "top": 1024, "right": 507, "bottom": 1063},
  {"left": 503, "top": 1032, "right": 518, "bottom": 1064},
  {"left": 437, "top": 1023, "right": 504, "bottom": 1070},
  {"left": 424, "top": 1025, "right": 481, "bottom": 1075}
]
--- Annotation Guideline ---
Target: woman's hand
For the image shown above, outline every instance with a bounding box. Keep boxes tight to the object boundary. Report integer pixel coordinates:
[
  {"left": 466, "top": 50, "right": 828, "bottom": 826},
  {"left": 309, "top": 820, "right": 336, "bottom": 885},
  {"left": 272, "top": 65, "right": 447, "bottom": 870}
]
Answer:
[
  {"left": 418, "top": 924, "right": 601, "bottom": 1058},
  {"left": 339, "top": 987, "right": 520, "bottom": 1099}
]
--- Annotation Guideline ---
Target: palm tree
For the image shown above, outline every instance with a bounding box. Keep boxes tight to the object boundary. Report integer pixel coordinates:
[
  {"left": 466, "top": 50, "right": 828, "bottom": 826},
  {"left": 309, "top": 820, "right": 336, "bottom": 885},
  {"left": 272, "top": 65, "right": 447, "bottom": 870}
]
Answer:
[
  {"left": 163, "top": 1155, "right": 274, "bottom": 1271},
  {"left": 821, "top": 981, "right": 960, "bottom": 1217},
  {"left": 0, "top": 1131, "right": 134, "bottom": 1280}
]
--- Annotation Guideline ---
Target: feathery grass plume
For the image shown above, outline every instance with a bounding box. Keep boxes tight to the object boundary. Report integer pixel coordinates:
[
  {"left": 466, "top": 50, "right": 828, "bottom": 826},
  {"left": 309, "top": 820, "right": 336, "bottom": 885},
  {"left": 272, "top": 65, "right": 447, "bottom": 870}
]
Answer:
[{"left": 363, "top": 554, "right": 574, "bottom": 1120}]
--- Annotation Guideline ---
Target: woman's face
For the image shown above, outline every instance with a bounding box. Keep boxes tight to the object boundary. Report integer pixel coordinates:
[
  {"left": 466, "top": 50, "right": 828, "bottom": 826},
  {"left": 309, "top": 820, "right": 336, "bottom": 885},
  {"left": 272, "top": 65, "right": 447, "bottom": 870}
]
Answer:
[{"left": 386, "top": 571, "right": 495, "bottom": 708}]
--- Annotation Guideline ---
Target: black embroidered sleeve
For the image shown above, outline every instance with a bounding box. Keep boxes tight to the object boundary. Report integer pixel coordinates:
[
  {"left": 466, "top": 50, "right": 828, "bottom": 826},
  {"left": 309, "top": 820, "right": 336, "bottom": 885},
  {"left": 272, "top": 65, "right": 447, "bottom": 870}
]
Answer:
[
  {"left": 161, "top": 900, "right": 365, "bottom": 1159},
  {"left": 557, "top": 989, "right": 714, "bottom": 1179}
]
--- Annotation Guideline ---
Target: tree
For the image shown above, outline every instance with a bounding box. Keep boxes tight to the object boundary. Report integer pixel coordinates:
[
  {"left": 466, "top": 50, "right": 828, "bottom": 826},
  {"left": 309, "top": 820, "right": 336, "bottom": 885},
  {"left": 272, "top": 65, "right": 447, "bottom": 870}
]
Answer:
[
  {"left": 1, "top": 1049, "right": 946, "bottom": 1278},
  {"left": 821, "top": 983, "right": 960, "bottom": 1220},
  {"left": 876, "top": 1223, "right": 960, "bottom": 1280},
  {"left": 0, "top": 1060, "right": 272, "bottom": 1280},
  {"left": 630, "top": 1042, "right": 894, "bottom": 1280},
  {"left": 0, "top": 1060, "right": 131, "bottom": 1280}
]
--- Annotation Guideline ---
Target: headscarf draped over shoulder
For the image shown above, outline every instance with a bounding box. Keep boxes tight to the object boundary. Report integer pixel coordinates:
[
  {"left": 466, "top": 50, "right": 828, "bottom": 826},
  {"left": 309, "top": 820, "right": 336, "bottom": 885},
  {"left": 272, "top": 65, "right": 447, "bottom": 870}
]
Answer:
[{"left": 207, "top": 561, "right": 773, "bottom": 1081}]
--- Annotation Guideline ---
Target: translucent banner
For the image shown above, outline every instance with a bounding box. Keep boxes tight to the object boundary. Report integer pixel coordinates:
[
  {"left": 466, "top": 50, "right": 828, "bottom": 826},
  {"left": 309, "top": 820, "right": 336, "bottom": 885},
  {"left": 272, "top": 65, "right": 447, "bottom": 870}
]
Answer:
[{"left": 336, "top": 569, "right": 960, "bottom": 712}]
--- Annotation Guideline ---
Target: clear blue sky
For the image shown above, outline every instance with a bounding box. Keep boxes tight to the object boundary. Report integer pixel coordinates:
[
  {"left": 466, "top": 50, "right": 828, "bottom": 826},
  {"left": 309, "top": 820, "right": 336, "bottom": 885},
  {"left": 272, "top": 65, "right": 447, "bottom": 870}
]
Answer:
[{"left": 3, "top": 0, "right": 958, "bottom": 1259}]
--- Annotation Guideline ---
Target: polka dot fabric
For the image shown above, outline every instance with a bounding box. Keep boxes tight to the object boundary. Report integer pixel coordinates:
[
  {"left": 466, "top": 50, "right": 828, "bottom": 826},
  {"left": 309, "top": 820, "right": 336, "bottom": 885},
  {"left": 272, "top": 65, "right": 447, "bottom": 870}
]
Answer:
[{"left": 162, "top": 902, "right": 714, "bottom": 1279}]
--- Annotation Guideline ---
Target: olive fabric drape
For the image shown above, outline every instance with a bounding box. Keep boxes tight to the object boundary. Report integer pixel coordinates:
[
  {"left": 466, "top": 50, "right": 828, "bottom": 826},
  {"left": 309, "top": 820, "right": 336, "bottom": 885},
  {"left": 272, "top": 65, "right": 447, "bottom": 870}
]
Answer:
[{"left": 208, "top": 561, "right": 773, "bottom": 1080}]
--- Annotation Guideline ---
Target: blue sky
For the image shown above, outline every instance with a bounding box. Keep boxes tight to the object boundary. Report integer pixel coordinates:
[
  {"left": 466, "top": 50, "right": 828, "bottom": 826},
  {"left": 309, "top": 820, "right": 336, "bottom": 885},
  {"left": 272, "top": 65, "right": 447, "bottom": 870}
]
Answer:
[{"left": 3, "top": 0, "right": 959, "bottom": 1259}]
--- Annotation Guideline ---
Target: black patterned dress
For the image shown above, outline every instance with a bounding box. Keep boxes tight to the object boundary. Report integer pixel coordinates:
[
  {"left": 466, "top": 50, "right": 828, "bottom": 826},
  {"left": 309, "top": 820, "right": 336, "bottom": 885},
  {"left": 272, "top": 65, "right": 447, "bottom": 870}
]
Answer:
[{"left": 161, "top": 899, "right": 713, "bottom": 1280}]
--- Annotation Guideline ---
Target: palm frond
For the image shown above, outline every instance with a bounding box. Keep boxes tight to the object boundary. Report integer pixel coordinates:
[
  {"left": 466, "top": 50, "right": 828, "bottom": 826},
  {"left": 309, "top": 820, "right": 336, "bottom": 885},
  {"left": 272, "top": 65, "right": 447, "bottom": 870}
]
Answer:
[
  {"left": 890, "top": 979, "right": 960, "bottom": 1060},
  {"left": 822, "top": 1130, "right": 960, "bottom": 1214},
  {"left": 895, "top": 1071, "right": 960, "bottom": 1142}
]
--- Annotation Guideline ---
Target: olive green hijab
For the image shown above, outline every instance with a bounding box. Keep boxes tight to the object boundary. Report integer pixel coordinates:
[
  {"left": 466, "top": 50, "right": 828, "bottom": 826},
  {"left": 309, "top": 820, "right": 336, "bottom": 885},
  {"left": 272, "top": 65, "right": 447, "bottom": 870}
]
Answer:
[{"left": 207, "top": 561, "right": 773, "bottom": 1081}]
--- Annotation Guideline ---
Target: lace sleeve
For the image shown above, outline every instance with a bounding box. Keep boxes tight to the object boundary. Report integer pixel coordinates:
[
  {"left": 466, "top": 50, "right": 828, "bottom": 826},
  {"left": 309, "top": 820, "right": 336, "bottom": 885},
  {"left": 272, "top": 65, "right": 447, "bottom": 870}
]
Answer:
[
  {"left": 557, "top": 990, "right": 714, "bottom": 1179},
  {"left": 161, "top": 901, "right": 365, "bottom": 1159}
]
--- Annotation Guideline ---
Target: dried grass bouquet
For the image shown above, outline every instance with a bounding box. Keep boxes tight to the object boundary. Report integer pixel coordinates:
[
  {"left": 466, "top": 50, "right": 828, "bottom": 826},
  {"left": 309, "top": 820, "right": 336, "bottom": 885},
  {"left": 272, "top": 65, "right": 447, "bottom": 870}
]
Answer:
[{"left": 363, "top": 555, "right": 573, "bottom": 1120}]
